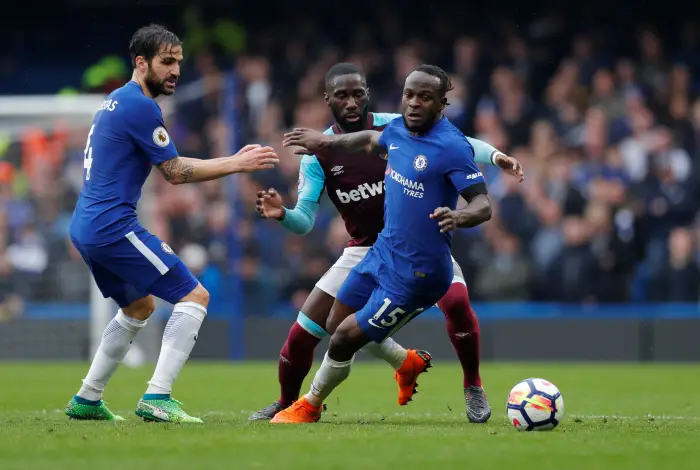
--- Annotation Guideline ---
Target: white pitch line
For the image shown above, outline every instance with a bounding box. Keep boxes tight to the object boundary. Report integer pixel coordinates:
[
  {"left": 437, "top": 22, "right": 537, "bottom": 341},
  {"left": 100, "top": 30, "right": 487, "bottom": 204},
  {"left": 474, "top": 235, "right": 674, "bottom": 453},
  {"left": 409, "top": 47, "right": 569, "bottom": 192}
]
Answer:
[
  {"left": 207, "top": 411, "right": 700, "bottom": 421},
  {"left": 569, "top": 414, "right": 699, "bottom": 421},
  {"left": 8, "top": 410, "right": 700, "bottom": 421}
]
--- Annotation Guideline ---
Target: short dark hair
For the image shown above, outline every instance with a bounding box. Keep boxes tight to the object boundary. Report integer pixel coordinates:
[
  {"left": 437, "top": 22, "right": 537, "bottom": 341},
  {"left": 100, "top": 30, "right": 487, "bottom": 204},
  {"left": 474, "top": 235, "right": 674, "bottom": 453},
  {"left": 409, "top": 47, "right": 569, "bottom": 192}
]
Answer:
[
  {"left": 325, "top": 62, "right": 366, "bottom": 87},
  {"left": 413, "top": 64, "right": 454, "bottom": 103},
  {"left": 129, "top": 24, "right": 182, "bottom": 68}
]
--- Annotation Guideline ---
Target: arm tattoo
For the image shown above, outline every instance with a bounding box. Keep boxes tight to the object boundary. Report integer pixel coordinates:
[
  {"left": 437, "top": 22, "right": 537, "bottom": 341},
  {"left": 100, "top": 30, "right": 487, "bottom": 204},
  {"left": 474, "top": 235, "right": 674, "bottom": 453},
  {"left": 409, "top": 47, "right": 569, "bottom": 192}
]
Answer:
[{"left": 157, "top": 157, "right": 194, "bottom": 184}]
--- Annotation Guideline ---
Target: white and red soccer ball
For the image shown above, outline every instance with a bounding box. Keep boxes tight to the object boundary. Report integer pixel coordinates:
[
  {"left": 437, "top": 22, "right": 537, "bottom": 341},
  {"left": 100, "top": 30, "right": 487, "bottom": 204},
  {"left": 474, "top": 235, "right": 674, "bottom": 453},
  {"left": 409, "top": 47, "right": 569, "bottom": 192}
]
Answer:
[{"left": 507, "top": 378, "right": 565, "bottom": 431}]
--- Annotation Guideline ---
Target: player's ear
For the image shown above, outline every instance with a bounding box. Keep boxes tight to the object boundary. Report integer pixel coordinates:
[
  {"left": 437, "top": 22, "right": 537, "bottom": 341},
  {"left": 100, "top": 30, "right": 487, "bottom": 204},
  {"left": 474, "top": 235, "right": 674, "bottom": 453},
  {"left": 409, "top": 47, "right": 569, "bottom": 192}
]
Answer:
[
  {"left": 324, "top": 92, "right": 330, "bottom": 106},
  {"left": 135, "top": 55, "right": 148, "bottom": 73}
]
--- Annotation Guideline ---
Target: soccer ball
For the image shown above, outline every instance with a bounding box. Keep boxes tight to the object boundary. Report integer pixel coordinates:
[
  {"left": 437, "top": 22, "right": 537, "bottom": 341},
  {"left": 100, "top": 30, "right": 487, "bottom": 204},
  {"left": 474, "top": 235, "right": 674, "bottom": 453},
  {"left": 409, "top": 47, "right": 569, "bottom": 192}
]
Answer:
[{"left": 507, "top": 378, "right": 564, "bottom": 431}]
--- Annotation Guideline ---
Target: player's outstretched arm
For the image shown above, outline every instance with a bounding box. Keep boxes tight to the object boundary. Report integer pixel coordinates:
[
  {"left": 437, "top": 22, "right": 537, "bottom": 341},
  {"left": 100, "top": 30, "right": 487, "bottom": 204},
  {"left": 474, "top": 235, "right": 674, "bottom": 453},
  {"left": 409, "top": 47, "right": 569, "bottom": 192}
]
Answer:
[
  {"left": 283, "top": 128, "right": 385, "bottom": 155},
  {"left": 157, "top": 145, "right": 279, "bottom": 184},
  {"left": 255, "top": 188, "right": 319, "bottom": 235},
  {"left": 430, "top": 185, "right": 492, "bottom": 233},
  {"left": 467, "top": 137, "right": 524, "bottom": 182}
]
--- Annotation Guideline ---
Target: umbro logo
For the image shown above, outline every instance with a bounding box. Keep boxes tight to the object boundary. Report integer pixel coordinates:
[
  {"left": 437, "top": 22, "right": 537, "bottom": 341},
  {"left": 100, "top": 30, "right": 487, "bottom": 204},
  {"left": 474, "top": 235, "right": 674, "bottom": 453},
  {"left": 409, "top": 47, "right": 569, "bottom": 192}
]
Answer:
[
  {"left": 389, "top": 144, "right": 399, "bottom": 150},
  {"left": 331, "top": 165, "right": 344, "bottom": 175}
]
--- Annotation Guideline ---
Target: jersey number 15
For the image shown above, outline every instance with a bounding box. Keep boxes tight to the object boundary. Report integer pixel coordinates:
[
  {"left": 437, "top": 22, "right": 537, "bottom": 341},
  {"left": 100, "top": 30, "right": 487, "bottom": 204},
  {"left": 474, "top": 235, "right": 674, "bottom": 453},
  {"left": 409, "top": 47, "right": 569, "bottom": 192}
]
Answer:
[
  {"left": 368, "top": 297, "right": 424, "bottom": 335},
  {"left": 83, "top": 125, "right": 95, "bottom": 181}
]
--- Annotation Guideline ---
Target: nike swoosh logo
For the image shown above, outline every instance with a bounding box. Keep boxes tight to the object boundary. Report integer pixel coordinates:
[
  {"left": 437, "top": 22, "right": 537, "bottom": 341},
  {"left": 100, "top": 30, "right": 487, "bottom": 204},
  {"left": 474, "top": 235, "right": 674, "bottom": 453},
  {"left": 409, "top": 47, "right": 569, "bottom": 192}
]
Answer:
[
  {"left": 389, "top": 144, "right": 399, "bottom": 150},
  {"left": 367, "top": 319, "right": 386, "bottom": 329}
]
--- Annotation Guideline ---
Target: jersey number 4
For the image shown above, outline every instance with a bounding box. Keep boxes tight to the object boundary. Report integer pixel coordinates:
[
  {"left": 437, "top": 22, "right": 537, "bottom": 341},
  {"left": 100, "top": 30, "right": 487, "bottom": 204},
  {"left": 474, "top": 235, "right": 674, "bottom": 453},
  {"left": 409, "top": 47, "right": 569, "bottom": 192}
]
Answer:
[{"left": 83, "top": 125, "right": 95, "bottom": 181}]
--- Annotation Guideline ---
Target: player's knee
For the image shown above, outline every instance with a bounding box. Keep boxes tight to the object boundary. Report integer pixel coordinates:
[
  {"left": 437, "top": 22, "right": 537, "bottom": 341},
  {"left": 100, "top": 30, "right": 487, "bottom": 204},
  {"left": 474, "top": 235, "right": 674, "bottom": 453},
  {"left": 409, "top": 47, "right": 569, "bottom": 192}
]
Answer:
[
  {"left": 439, "top": 282, "right": 468, "bottom": 315},
  {"left": 328, "top": 320, "right": 364, "bottom": 361},
  {"left": 328, "top": 332, "right": 353, "bottom": 362},
  {"left": 180, "top": 283, "right": 210, "bottom": 308},
  {"left": 123, "top": 295, "right": 156, "bottom": 321},
  {"left": 330, "top": 326, "right": 351, "bottom": 347}
]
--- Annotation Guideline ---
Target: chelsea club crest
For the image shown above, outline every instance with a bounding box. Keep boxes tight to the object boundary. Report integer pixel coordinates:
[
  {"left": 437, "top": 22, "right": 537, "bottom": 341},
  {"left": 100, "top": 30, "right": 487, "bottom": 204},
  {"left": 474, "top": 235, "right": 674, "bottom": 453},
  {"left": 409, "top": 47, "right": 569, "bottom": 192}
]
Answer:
[{"left": 413, "top": 155, "right": 427, "bottom": 171}]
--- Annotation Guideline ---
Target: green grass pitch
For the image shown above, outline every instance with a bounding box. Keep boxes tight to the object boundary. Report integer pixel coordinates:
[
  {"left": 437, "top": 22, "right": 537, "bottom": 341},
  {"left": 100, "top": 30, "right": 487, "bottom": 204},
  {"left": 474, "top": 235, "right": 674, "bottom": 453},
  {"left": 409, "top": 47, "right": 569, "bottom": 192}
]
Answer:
[{"left": 0, "top": 361, "right": 698, "bottom": 469}]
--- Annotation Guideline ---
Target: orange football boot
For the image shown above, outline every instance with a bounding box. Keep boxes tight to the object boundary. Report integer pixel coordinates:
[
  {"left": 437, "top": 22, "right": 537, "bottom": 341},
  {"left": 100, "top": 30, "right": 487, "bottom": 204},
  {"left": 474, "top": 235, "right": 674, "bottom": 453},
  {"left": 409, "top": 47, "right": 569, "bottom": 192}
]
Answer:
[
  {"left": 394, "top": 349, "right": 432, "bottom": 405},
  {"left": 269, "top": 397, "right": 323, "bottom": 423}
]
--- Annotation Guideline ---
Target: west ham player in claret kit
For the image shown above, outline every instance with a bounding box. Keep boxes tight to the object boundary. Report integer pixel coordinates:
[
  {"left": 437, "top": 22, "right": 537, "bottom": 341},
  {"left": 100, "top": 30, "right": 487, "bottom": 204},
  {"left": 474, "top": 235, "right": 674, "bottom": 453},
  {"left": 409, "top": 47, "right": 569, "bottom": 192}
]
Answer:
[
  {"left": 252, "top": 63, "right": 524, "bottom": 423},
  {"left": 64, "top": 24, "right": 279, "bottom": 424}
]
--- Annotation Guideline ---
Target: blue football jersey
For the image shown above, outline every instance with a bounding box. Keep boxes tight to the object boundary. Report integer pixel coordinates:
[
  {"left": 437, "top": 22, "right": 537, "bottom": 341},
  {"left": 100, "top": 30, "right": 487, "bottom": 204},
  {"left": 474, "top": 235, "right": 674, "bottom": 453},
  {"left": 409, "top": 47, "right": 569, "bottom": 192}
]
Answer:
[
  {"left": 71, "top": 81, "right": 178, "bottom": 245},
  {"left": 373, "top": 116, "right": 486, "bottom": 295}
]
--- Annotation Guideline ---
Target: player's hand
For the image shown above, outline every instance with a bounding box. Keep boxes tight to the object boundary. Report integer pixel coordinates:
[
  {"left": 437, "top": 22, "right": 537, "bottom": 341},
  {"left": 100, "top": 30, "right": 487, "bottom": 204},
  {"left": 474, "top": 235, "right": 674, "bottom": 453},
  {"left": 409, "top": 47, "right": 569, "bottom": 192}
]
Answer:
[
  {"left": 255, "top": 188, "right": 285, "bottom": 220},
  {"left": 282, "top": 128, "right": 328, "bottom": 155},
  {"left": 232, "top": 144, "right": 279, "bottom": 172},
  {"left": 430, "top": 207, "right": 460, "bottom": 233},
  {"left": 494, "top": 153, "right": 524, "bottom": 182}
]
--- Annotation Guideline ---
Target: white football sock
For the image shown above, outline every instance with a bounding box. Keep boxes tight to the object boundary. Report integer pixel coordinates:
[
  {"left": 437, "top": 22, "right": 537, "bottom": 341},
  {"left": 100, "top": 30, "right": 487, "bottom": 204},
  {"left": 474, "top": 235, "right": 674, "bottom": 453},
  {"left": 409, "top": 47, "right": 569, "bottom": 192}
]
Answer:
[
  {"left": 361, "top": 338, "right": 408, "bottom": 370},
  {"left": 304, "top": 352, "right": 354, "bottom": 406},
  {"left": 77, "top": 310, "right": 147, "bottom": 402},
  {"left": 145, "top": 302, "right": 207, "bottom": 396}
]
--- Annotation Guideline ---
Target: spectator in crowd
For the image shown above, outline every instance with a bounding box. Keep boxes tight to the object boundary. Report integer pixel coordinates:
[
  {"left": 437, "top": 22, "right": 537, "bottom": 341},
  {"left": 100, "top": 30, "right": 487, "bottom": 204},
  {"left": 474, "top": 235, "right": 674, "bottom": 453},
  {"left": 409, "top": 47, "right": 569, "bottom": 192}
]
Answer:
[{"left": 650, "top": 226, "right": 700, "bottom": 301}]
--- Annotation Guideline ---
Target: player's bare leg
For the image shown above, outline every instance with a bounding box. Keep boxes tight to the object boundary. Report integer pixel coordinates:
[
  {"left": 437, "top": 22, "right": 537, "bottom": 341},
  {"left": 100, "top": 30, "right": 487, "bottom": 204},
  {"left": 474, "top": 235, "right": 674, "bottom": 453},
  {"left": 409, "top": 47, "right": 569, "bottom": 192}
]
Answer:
[
  {"left": 249, "top": 288, "right": 333, "bottom": 421},
  {"left": 251, "top": 288, "right": 429, "bottom": 421},
  {"left": 329, "top": 300, "right": 432, "bottom": 406},
  {"left": 65, "top": 295, "right": 154, "bottom": 421},
  {"left": 135, "top": 283, "right": 209, "bottom": 424},
  {"left": 438, "top": 280, "right": 491, "bottom": 423},
  {"left": 271, "top": 313, "right": 369, "bottom": 424}
]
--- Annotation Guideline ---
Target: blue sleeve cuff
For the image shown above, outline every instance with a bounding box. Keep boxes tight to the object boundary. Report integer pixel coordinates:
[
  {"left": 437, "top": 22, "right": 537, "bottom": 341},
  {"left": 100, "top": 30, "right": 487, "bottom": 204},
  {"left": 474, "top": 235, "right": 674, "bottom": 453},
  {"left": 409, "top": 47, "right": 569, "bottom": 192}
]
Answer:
[{"left": 278, "top": 198, "right": 319, "bottom": 235}]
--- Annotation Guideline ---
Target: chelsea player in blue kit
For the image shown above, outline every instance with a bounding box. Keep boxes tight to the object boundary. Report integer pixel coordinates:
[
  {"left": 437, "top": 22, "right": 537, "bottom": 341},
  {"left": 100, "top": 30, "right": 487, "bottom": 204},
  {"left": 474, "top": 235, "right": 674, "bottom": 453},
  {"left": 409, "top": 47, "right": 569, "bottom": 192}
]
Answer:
[
  {"left": 64, "top": 25, "right": 278, "bottom": 423},
  {"left": 274, "top": 65, "right": 492, "bottom": 423}
]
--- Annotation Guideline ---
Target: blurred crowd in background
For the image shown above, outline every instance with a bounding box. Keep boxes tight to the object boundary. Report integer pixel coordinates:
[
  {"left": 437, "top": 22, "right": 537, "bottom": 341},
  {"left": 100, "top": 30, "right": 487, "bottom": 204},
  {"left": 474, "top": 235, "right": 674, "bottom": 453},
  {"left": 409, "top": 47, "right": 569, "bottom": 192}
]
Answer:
[{"left": 2, "top": 2, "right": 700, "bottom": 319}]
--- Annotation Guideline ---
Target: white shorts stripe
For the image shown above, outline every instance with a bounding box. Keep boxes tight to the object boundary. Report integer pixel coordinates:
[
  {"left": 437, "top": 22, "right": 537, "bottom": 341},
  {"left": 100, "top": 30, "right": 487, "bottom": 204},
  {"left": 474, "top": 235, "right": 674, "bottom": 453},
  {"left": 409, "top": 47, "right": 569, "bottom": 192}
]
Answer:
[{"left": 125, "top": 231, "right": 169, "bottom": 275}]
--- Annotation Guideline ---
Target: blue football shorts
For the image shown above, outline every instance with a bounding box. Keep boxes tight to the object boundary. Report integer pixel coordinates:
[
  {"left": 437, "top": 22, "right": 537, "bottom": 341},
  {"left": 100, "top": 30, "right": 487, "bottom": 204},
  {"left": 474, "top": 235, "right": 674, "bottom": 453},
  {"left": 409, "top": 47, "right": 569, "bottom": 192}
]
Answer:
[
  {"left": 71, "top": 226, "right": 198, "bottom": 307},
  {"left": 336, "top": 252, "right": 444, "bottom": 343}
]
